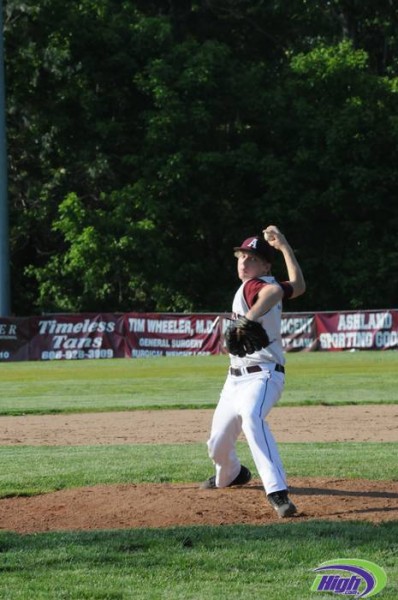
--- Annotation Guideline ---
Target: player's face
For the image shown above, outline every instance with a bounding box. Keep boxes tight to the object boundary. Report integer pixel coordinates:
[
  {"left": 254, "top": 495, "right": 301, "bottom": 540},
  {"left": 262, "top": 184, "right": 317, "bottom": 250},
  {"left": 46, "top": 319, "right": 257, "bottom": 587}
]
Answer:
[{"left": 236, "top": 252, "right": 270, "bottom": 281}]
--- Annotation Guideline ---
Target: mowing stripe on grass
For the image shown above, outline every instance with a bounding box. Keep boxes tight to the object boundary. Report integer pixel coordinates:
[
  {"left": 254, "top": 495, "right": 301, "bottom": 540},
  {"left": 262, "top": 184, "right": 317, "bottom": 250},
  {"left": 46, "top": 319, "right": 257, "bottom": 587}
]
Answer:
[{"left": 0, "top": 352, "right": 397, "bottom": 415}]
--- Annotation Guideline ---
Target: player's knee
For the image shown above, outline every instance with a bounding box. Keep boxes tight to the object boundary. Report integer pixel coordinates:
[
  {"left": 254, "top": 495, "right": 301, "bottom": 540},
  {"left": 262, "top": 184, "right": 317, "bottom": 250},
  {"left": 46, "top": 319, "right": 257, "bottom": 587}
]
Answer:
[{"left": 241, "top": 414, "right": 264, "bottom": 437}]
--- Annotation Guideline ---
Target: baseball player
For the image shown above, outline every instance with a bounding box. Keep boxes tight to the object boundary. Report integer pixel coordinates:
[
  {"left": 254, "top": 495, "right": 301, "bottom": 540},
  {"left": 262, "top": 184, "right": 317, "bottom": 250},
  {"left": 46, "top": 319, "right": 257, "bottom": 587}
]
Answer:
[{"left": 200, "top": 225, "right": 306, "bottom": 518}]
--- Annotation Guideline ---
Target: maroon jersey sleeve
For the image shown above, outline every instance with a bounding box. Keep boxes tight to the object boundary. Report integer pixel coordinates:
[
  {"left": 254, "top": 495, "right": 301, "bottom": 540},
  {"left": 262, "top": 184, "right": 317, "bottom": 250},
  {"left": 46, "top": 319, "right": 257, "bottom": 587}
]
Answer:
[{"left": 243, "top": 279, "right": 293, "bottom": 308}]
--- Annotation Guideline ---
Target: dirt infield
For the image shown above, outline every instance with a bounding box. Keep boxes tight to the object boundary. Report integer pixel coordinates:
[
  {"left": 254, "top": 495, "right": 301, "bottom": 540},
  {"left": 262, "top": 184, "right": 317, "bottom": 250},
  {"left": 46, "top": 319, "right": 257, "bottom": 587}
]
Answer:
[
  {"left": 0, "top": 404, "right": 396, "bottom": 445},
  {"left": 0, "top": 405, "right": 397, "bottom": 533}
]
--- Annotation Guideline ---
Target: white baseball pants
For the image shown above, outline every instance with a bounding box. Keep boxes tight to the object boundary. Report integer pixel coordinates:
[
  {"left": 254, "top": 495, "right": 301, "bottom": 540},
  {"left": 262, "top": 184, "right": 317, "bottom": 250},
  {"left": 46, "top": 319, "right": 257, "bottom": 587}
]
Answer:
[{"left": 207, "top": 367, "right": 287, "bottom": 494}]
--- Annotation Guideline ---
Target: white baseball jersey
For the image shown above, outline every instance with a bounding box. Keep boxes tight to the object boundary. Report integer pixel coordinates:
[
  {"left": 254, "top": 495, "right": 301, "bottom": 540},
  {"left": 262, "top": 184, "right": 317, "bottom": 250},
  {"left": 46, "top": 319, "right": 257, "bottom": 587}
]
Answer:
[{"left": 230, "top": 275, "right": 292, "bottom": 368}]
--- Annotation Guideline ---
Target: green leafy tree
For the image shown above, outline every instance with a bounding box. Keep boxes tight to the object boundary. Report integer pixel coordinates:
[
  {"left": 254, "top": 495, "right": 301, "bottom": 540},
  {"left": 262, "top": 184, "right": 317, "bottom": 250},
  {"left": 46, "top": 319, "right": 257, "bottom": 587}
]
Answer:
[
  {"left": 255, "top": 41, "right": 398, "bottom": 309},
  {"left": 4, "top": 1, "right": 398, "bottom": 314},
  {"left": 31, "top": 36, "right": 275, "bottom": 311},
  {"left": 5, "top": 1, "right": 172, "bottom": 312}
]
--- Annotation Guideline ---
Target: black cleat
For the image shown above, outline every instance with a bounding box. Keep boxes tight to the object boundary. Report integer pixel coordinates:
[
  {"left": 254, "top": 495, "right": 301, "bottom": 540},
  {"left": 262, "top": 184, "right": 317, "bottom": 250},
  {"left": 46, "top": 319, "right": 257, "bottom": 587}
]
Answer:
[
  {"left": 200, "top": 465, "right": 252, "bottom": 489},
  {"left": 267, "top": 490, "right": 297, "bottom": 518}
]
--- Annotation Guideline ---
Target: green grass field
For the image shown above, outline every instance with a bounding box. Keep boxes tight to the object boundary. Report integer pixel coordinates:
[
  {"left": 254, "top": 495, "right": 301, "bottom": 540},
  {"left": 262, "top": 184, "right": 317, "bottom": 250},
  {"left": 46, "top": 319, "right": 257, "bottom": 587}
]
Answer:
[
  {"left": 0, "top": 351, "right": 397, "bottom": 415},
  {"left": 0, "top": 522, "right": 396, "bottom": 600},
  {"left": 0, "top": 352, "right": 396, "bottom": 599},
  {"left": 0, "top": 442, "right": 395, "bottom": 498}
]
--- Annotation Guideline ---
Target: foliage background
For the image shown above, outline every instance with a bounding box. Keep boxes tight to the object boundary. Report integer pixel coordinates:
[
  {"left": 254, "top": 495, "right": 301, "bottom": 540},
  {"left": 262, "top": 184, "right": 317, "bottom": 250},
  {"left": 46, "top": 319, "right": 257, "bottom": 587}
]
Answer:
[{"left": 4, "top": 0, "right": 398, "bottom": 315}]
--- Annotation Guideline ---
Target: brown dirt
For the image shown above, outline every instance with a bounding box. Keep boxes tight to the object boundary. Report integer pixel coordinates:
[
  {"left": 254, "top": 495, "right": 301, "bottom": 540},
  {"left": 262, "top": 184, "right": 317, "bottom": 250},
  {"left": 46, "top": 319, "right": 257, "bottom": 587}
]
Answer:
[
  {"left": 0, "top": 405, "right": 396, "bottom": 445},
  {"left": 0, "top": 405, "right": 397, "bottom": 533}
]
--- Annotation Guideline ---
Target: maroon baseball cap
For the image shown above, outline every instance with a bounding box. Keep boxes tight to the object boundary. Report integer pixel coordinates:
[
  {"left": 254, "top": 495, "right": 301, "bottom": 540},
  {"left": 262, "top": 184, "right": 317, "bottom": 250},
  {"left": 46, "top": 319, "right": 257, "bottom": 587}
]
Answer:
[{"left": 234, "top": 236, "right": 275, "bottom": 263}]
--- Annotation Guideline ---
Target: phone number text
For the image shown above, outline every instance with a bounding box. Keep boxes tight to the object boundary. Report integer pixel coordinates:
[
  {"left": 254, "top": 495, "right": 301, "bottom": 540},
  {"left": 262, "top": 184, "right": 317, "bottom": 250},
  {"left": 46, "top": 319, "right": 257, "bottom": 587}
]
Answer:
[{"left": 41, "top": 349, "right": 114, "bottom": 360}]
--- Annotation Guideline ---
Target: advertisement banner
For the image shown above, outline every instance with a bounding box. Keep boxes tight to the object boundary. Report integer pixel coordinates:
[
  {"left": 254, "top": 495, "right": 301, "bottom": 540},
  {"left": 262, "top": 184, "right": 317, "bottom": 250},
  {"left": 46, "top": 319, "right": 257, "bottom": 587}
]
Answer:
[
  {"left": 124, "top": 313, "right": 223, "bottom": 357},
  {"left": 281, "top": 313, "right": 318, "bottom": 352},
  {"left": 28, "top": 314, "right": 126, "bottom": 360},
  {"left": 316, "top": 310, "right": 398, "bottom": 351},
  {"left": 0, "top": 309, "right": 397, "bottom": 361},
  {"left": 0, "top": 317, "right": 31, "bottom": 361}
]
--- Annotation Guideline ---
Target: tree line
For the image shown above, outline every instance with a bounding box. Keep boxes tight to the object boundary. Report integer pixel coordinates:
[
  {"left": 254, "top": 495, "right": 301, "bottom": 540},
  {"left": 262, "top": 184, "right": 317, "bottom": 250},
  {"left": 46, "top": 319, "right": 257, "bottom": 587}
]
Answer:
[{"left": 4, "top": 0, "right": 398, "bottom": 315}]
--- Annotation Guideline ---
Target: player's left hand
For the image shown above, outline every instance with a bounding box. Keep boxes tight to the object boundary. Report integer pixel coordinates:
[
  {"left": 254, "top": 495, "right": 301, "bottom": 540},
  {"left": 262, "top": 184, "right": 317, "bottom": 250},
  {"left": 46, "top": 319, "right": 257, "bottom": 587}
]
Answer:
[{"left": 224, "top": 317, "right": 270, "bottom": 356}]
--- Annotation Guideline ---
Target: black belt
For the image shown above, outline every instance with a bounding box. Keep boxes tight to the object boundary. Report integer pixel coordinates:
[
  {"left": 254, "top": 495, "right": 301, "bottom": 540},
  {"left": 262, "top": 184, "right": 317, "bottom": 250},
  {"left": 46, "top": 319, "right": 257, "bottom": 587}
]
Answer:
[{"left": 230, "top": 364, "right": 285, "bottom": 376}]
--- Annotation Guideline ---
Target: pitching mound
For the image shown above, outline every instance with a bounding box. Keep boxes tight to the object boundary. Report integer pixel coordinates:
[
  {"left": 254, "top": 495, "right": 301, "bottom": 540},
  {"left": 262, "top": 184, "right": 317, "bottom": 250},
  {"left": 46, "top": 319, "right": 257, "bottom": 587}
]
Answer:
[{"left": 0, "top": 477, "right": 397, "bottom": 534}]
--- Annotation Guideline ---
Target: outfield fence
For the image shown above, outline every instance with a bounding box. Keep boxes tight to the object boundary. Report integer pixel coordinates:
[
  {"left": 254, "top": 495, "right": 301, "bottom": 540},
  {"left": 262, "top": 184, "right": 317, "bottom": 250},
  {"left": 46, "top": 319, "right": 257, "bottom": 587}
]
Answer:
[{"left": 0, "top": 309, "right": 397, "bottom": 361}]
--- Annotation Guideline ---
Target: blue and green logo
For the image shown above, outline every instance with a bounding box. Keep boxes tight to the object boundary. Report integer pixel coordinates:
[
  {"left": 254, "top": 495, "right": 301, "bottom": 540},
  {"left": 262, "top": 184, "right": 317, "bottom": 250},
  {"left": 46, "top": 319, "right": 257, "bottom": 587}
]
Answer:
[{"left": 311, "top": 559, "right": 387, "bottom": 598}]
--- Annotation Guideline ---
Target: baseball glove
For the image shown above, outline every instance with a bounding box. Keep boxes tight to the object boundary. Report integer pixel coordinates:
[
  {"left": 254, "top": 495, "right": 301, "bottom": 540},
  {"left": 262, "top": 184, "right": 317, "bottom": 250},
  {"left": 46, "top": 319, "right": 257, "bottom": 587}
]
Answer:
[{"left": 224, "top": 316, "right": 270, "bottom": 357}]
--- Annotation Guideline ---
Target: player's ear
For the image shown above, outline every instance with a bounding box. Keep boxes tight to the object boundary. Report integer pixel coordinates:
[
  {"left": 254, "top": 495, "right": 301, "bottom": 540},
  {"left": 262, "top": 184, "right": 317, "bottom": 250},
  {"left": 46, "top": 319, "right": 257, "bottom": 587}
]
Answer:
[{"left": 261, "top": 259, "right": 271, "bottom": 274}]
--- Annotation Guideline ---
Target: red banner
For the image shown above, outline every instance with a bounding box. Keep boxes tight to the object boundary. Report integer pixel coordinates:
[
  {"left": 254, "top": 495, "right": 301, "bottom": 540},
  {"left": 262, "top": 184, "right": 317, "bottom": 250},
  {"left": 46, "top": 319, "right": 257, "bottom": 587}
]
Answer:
[
  {"left": 0, "top": 317, "right": 31, "bottom": 361},
  {"left": 0, "top": 309, "right": 397, "bottom": 361},
  {"left": 281, "top": 313, "right": 318, "bottom": 352},
  {"left": 28, "top": 314, "right": 126, "bottom": 360},
  {"left": 315, "top": 310, "right": 398, "bottom": 351},
  {"left": 124, "top": 313, "right": 223, "bottom": 357}
]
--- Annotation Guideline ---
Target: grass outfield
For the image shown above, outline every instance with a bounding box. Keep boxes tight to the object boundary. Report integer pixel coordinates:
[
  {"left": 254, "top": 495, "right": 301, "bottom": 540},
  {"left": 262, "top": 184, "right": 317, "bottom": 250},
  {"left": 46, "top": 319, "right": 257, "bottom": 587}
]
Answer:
[{"left": 0, "top": 351, "right": 397, "bottom": 415}]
